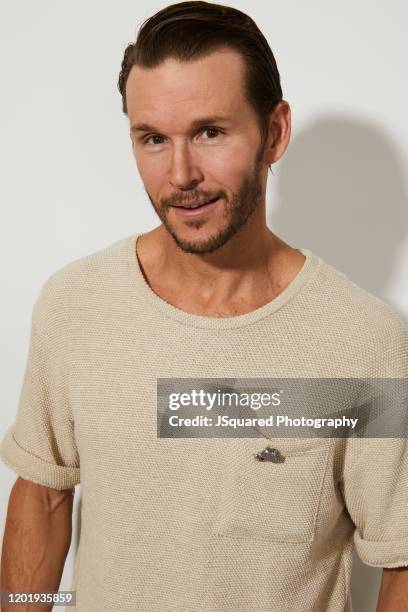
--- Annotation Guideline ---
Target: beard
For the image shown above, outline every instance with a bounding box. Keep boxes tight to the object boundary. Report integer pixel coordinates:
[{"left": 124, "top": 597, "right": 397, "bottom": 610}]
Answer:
[{"left": 145, "top": 140, "right": 266, "bottom": 254}]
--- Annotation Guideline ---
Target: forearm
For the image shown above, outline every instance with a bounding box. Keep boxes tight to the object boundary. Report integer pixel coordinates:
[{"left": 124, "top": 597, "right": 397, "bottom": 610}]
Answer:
[
  {"left": 376, "top": 567, "right": 408, "bottom": 612},
  {"left": 0, "top": 478, "right": 74, "bottom": 612}
]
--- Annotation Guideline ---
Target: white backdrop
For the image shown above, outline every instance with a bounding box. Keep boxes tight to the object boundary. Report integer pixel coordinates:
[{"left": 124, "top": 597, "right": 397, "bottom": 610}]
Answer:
[{"left": 1, "top": 2, "right": 407, "bottom": 610}]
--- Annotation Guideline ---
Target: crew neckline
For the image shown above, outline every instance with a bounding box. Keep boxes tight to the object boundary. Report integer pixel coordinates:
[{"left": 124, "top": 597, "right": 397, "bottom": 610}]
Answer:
[{"left": 125, "top": 232, "right": 321, "bottom": 330}]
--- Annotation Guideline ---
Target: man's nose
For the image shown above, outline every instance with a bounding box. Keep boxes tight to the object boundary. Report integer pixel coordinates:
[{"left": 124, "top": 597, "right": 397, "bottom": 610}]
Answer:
[{"left": 168, "top": 140, "right": 204, "bottom": 190}]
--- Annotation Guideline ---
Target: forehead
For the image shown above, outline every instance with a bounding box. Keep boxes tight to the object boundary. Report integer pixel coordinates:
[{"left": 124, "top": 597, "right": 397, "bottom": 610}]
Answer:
[{"left": 125, "top": 47, "right": 249, "bottom": 124}]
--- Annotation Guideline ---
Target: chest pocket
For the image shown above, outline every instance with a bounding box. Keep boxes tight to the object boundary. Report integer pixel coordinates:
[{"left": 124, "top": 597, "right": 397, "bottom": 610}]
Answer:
[{"left": 211, "top": 436, "right": 333, "bottom": 544}]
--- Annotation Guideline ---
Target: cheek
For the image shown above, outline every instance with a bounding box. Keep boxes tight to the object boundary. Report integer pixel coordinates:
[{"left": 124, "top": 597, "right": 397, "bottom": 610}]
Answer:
[
  {"left": 134, "top": 150, "right": 166, "bottom": 193},
  {"left": 202, "top": 145, "right": 255, "bottom": 186}
]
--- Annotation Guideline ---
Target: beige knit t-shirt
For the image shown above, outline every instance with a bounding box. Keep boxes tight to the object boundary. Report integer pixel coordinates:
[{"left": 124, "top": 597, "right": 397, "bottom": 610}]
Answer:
[{"left": 1, "top": 233, "right": 408, "bottom": 612}]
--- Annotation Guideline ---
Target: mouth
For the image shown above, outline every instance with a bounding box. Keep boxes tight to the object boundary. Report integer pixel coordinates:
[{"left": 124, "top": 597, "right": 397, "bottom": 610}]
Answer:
[
  {"left": 170, "top": 197, "right": 221, "bottom": 217},
  {"left": 172, "top": 197, "right": 220, "bottom": 209}
]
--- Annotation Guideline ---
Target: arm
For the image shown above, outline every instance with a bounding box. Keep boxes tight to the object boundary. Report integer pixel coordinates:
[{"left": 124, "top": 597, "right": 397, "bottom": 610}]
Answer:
[
  {"left": 0, "top": 476, "right": 74, "bottom": 611},
  {"left": 376, "top": 567, "right": 408, "bottom": 612}
]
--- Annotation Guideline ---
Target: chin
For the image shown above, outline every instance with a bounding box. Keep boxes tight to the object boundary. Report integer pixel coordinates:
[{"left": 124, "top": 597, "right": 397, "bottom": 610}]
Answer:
[
  {"left": 178, "top": 242, "right": 219, "bottom": 255},
  {"left": 172, "top": 234, "right": 220, "bottom": 254},
  {"left": 168, "top": 224, "right": 237, "bottom": 255}
]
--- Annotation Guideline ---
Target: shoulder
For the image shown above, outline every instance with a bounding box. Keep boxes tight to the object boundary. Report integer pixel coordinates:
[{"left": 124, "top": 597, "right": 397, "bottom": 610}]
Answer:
[
  {"left": 314, "top": 257, "right": 406, "bottom": 333},
  {"left": 310, "top": 255, "right": 408, "bottom": 375},
  {"left": 31, "top": 234, "right": 133, "bottom": 336}
]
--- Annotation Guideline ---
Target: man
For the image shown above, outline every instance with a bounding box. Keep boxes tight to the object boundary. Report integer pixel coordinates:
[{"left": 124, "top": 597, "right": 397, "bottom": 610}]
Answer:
[{"left": 1, "top": 2, "right": 408, "bottom": 611}]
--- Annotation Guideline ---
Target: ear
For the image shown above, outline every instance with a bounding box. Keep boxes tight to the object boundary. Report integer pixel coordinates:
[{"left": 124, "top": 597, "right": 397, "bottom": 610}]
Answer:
[{"left": 264, "top": 100, "right": 291, "bottom": 166}]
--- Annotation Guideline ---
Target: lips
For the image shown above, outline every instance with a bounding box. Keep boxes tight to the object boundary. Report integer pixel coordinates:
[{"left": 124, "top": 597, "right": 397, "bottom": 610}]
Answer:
[{"left": 172, "top": 197, "right": 219, "bottom": 209}]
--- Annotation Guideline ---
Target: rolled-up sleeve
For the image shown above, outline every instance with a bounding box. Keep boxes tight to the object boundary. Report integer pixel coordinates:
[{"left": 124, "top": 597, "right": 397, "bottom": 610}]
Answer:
[
  {"left": 0, "top": 288, "right": 80, "bottom": 490},
  {"left": 340, "top": 436, "right": 408, "bottom": 568},
  {"left": 340, "top": 310, "right": 408, "bottom": 568}
]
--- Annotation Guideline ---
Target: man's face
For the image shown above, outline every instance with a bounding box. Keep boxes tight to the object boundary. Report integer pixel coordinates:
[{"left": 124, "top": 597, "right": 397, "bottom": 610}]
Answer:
[{"left": 126, "top": 47, "right": 268, "bottom": 254}]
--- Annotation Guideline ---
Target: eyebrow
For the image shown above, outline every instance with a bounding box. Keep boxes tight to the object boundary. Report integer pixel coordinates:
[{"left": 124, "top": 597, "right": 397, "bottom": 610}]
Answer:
[{"left": 130, "top": 115, "right": 230, "bottom": 134}]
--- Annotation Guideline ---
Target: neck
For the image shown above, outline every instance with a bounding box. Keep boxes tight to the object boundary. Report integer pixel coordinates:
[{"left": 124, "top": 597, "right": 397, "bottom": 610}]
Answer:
[{"left": 135, "top": 213, "right": 304, "bottom": 318}]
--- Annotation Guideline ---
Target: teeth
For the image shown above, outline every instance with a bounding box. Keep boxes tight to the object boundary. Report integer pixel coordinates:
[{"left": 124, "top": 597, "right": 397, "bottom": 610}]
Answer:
[{"left": 184, "top": 201, "right": 207, "bottom": 209}]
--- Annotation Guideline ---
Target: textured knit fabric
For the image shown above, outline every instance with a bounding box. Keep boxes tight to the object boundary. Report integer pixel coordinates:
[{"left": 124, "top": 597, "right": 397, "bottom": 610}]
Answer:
[{"left": 1, "top": 232, "right": 408, "bottom": 612}]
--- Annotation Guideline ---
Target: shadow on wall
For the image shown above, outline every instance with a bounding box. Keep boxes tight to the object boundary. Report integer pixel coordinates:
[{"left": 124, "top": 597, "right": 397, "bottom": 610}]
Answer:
[
  {"left": 270, "top": 114, "right": 408, "bottom": 324},
  {"left": 270, "top": 114, "right": 408, "bottom": 610}
]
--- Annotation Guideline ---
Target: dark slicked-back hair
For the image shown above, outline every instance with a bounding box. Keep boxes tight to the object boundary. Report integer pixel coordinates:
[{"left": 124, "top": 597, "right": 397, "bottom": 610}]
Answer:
[{"left": 117, "top": 1, "right": 283, "bottom": 147}]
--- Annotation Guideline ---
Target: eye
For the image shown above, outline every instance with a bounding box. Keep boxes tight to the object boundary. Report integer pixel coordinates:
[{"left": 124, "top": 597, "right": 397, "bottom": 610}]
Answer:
[
  {"left": 143, "top": 134, "right": 166, "bottom": 145},
  {"left": 200, "top": 127, "right": 223, "bottom": 139}
]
